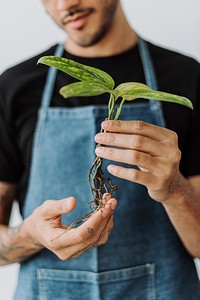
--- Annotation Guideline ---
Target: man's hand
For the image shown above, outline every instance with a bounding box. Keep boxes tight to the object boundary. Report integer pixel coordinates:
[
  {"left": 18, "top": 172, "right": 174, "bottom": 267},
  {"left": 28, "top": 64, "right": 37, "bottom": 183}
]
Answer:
[
  {"left": 23, "top": 193, "right": 117, "bottom": 261},
  {"left": 95, "top": 120, "right": 182, "bottom": 203}
]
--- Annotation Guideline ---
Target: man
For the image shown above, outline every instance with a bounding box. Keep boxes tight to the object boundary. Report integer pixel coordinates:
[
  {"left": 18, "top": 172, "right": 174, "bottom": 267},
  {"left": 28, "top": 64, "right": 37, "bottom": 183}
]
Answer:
[{"left": 0, "top": 0, "right": 200, "bottom": 299}]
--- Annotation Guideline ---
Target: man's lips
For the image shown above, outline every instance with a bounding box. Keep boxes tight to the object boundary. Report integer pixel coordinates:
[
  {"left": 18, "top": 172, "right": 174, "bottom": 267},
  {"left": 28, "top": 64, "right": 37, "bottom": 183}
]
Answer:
[{"left": 61, "top": 7, "right": 94, "bottom": 25}]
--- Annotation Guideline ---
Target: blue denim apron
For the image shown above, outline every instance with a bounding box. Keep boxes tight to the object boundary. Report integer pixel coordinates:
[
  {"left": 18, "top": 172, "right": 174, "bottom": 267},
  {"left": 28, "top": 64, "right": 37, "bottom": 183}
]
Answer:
[{"left": 14, "top": 39, "right": 200, "bottom": 300}]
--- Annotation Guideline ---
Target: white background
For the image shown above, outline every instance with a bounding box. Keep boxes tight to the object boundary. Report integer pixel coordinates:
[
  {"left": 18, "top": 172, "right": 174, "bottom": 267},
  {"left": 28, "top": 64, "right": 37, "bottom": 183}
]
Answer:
[{"left": 0, "top": 0, "right": 200, "bottom": 299}]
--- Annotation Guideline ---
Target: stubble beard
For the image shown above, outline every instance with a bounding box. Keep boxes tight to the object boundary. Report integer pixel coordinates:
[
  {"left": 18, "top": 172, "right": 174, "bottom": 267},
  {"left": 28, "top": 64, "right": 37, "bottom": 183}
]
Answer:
[
  {"left": 68, "top": 0, "right": 119, "bottom": 48},
  {"left": 71, "top": 21, "right": 112, "bottom": 48}
]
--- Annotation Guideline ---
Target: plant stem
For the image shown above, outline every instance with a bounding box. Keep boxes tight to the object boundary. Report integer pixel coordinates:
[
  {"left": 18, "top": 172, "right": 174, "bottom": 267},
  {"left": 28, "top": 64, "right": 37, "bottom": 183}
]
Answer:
[{"left": 108, "top": 94, "right": 116, "bottom": 120}]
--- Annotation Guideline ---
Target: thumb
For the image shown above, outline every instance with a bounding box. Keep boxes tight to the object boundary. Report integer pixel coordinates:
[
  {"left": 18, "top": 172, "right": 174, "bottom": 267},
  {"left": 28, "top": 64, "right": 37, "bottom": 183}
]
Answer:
[{"left": 41, "top": 197, "right": 76, "bottom": 219}]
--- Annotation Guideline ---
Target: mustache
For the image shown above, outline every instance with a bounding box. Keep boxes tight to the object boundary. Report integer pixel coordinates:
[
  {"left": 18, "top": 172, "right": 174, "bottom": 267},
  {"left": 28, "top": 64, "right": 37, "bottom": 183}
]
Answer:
[{"left": 61, "top": 7, "right": 94, "bottom": 23}]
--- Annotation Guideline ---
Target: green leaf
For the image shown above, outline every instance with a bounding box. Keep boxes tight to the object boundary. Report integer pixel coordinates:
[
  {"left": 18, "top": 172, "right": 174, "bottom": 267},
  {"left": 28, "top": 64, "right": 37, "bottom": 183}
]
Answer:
[
  {"left": 115, "top": 82, "right": 193, "bottom": 109},
  {"left": 60, "top": 82, "right": 109, "bottom": 98},
  {"left": 38, "top": 56, "right": 115, "bottom": 90}
]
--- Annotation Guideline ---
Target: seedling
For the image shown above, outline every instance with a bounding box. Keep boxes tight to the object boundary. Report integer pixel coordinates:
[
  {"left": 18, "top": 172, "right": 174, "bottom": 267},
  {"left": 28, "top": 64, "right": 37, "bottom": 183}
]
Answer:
[{"left": 38, "top": 56, "right": 193, "bottom": 226}]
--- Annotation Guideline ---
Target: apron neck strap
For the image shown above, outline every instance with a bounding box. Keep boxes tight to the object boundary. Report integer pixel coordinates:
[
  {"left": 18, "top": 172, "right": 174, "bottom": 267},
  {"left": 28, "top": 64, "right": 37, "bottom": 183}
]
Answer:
[
  {"left": 41, "top": 43, "right": 64, "bottom": 108},
  {"left": 138, "top": 37, "right": 158, "bottom": 90},
  {"left": 138, "top": 37, "right": 166, "bottom": 127}
]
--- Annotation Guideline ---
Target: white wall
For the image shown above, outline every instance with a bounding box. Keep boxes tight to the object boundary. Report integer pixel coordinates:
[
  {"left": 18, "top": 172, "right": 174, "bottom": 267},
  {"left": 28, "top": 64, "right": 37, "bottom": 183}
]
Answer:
[
  {"left": 0, "top": 0, "right": 200, "bottom": 299},
  {"left": 0, "top": 0, "right": 200, "bottom": 75}
]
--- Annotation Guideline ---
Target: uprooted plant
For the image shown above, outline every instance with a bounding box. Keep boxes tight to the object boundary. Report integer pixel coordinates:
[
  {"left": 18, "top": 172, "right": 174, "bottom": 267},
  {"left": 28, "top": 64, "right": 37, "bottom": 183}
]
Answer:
[{"left": 38, "top": 56, "right": 193, "bottom": 227}]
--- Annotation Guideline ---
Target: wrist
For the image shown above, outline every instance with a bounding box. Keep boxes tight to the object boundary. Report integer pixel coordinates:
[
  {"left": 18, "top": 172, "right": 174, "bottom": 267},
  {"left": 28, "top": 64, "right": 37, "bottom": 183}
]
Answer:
[
  {"left": 0, "top": 222, "right": 43, "bottom": 265},
  {"left": 22, "top": 217, "right": 44, "bottom": 251},
  {"left": 4, "top": 221, "right": 43, "bottom": 253},
  {"left": 162, "top": 174, "right": 191, "bottom": 209}
]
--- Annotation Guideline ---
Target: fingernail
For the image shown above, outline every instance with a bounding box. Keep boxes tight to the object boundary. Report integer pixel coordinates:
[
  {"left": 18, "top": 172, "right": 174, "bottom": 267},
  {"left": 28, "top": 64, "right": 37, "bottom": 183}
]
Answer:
[
  {"left": 111, "top": 200, "right": 117, "bottom": 210},
  {"left": 107, "top": 164, "right": 115, "bottom": 172},
  {"left": 102, "top": 193, "right": 110, "bottom": 201},
  {"left": 102, "top": 193, "right": 111, "bottom": 204},
  {"left": 95, "top": 147, "right": 104, "bottom": 155},
  {"left": 65, "top": 197, "right": 74, "bottom": 209},
  {"left": 102, "top": 120, "right": 111, "bottom": 129},
  {"left": 95, "top": 133, "right": 103, "bottom": 142}
]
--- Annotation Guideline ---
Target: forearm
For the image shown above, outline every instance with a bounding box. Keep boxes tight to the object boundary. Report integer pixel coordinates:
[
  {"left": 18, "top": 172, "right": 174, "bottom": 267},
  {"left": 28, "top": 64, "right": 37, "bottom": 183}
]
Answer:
[
  {"left": 0, "top": 182, "right": 42, "bottom": 265},
  {"left": 0, "top": 222, "right": 42, "bottom": 266},
  {"left": 163, "top": 174, "right": 200, "bottom": 258}
]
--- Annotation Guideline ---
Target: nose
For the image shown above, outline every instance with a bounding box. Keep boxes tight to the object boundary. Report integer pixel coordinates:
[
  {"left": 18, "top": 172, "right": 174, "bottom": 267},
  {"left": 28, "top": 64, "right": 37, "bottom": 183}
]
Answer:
[{"left": 56, "top": 0, "right": 81, "bottom": 11}]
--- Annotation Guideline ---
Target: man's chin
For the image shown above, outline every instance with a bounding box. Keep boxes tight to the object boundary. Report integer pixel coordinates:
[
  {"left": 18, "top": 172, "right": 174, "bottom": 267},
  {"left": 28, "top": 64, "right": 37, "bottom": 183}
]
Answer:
[{"left": 70, "top": 29, "right": 109, "bottom": 48}]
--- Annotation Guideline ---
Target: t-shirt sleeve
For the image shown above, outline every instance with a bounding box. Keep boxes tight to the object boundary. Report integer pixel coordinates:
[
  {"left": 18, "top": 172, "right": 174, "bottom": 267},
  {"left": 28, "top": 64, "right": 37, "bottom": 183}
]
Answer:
[
  {"left": 0, "top": 75, "right": 23, "bottom": 183},
  {"left": 181, "top": 76, "right": 200, "bottom": 178}
]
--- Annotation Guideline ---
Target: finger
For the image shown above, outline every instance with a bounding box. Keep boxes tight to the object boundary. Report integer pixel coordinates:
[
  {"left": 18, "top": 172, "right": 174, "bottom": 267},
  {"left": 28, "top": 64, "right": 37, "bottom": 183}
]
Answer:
[
  {"left": 95, "top": 132, "right": 166, "bottom": 156},
  {"left": 95, "top": 147, "right": 157, "bottom": 172},
  {"left": 101, "top": 120, "right": 174, "bottom": 141},
  {"left": 100, "top": 192, "right": 112, "bottom": 208},
  {"left": 102, "top": 214, "right": 114, "bottom": 237},
  {"left": 40, "top": 197, "right": 76, "bottom": 219},
  {"left": 78, "top": 198, "right": 117, "bottom": 237},
  {"left": 102, "top": 192, "right": 112, "bottom": 204},
  {"left": 71, "top": 227, "right": 111, "bottom": 258},
  {"left": 107, "top": 164, "right": 157, "bottom": 186},
  {"left": 55, "top": 215, "right": 112, "bottom": 260},
  {"left": 101, "top": 193, "right": 115, "bottom": 216},
  {"left": 64, "top": 199, "right": 116, "bottom": 252},
  {"left": 68, "top": 216, "right": 114, "bottom": 259},
  {"left": 49, "top": 226, "right": 85, "bottom": 251},
  {"left": 52, "top": 198, "right": 116, "bottom": 249}
]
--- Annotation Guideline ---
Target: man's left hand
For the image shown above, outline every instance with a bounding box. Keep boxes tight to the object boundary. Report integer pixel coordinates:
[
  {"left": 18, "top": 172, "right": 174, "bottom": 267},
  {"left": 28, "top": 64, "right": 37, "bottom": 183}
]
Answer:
[{"left": 95, "top": 120, "right": 182, "bottom": 203}]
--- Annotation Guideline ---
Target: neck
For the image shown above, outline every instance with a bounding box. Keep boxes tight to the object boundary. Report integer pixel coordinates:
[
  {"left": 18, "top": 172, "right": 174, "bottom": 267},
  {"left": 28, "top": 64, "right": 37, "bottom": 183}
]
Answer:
[{"left": 65, "top": 4, "right": 138, "bottom": 58}]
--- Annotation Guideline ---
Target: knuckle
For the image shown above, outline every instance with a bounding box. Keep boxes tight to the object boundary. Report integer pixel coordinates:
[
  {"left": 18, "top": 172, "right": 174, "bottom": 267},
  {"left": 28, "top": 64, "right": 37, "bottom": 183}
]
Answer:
[
  {"left": 57, "top": 252, "right": 70, "bottom": 261},
  {"left": 100, "top": 235, "right": 109, "bottom": 245},
  {"left": 41, "top": 199, "right": 52, "bottom": 211},
  {"left": 75, "top": 231, "right": 85, "bottom": 243},
  {"left": 106, "top": 133, "right": 115, "bottom": 143},
  {"left": 107, "top": 148, "right": 114, "bottom": 157},
  {"left": 48, "top": 238, "right": 59, "bottom": 251},
  {"left": 133, "top": 136, "right": 143, "bottom": 149},
  {"left": 168, "top": 147, "right": 182, "bottom": 165},
  {"left": 108, "top": 219, "right": 114, "bottom": 231},
  {"left": 91, "top": 234, "right": 99, "bottom": 244},
  {"left": 170, "top": 130, "right": 179, "bottom": 142},
  {"left": 99, "top": 133, "right": 106, "bottom": 143},
  {"left": 130, "top": 169, "right": 140, "bottom": 182},
  {"left": 76, "top": 230, "right": 97, "bottom": 244},
  {"left": 174, "top": 148, "right": 182, "bottom": 162},
  {"left": 116, "top": 120, "right": 123, "bottom": 128},
  {"left": 56, "top": 253, "right": 64, "bottom": 261},
  {"left": 71, "top": 253, "right": 81, "bottom": 258},
  {"left": 135, "top": 120, "right": 146, "bottom": 131},
  {"left": 110, "top": 223, "right": 114, "bottom": 231},
  {"left": 129, "top": 150, "right": 141, "bottom": 164},
  {"left": 32, "top": 206, "right": 40, "bottom": 216},
  {"left": 74, "top": 233, "right": 87, "bottom": 244},
  {"left": 87, "top": 233, "right": 97, "bottom": 244}
]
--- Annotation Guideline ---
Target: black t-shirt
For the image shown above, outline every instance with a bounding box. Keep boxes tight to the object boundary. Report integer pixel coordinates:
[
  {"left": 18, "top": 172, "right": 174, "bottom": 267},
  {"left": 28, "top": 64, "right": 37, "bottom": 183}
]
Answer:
[{"left": 0, "top": 41, "right": 200, "bottom": 210}]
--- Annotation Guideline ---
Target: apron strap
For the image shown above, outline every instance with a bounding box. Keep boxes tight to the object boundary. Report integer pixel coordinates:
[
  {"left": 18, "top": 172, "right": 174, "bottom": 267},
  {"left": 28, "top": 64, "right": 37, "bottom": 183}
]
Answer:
[
  {"left": 138, "top": 37, "right": 158, "bottom": 90},
  {"left": 138, "top": 37, "right": 166, "bottom": 127},
  {"left": 41, "top": 43, "right": 64, "bottom": 108}
]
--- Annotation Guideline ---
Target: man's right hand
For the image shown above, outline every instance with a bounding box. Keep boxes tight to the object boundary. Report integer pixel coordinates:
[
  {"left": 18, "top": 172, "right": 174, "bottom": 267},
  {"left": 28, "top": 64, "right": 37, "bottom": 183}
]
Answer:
[{"left": 0, "top": 193, "right": 117, "bottom": 265}]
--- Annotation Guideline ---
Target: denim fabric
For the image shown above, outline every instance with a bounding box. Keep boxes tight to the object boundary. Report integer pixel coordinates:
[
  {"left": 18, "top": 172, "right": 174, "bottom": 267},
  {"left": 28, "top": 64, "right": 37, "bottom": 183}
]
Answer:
[{"left": 13, "top": 40, "right": 200, "bottom": 300}]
